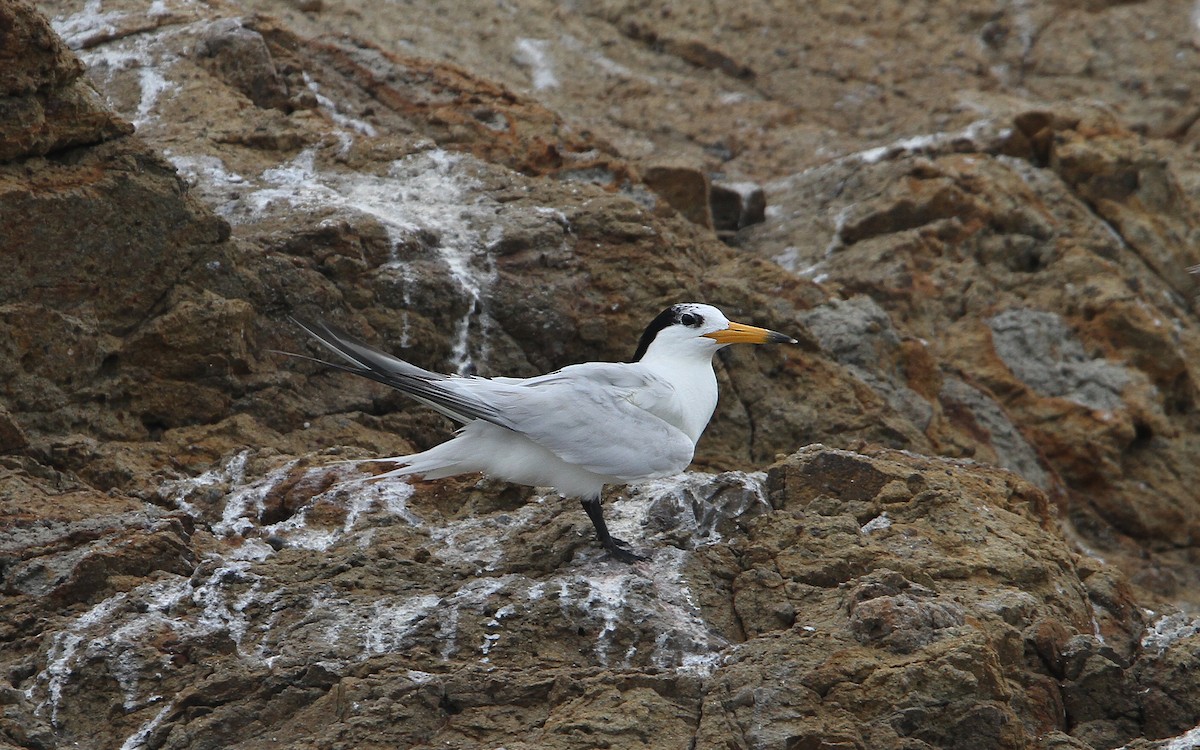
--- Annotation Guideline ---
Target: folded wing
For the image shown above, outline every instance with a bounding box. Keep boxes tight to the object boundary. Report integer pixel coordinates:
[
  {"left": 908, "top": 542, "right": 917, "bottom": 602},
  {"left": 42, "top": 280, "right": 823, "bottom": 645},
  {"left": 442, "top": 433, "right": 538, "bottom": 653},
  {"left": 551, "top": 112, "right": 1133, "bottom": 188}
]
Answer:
[{"left": 451, "top": 364, "right": 695, "bottom": 480}]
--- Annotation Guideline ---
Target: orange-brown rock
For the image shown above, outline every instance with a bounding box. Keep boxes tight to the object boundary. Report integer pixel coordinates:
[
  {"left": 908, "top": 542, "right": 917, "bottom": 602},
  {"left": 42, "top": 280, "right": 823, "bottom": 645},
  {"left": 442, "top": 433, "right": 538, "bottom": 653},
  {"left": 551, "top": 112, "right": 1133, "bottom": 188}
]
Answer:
[{"left": 6, "top": 0, "right": 1200, "bottom": 748}]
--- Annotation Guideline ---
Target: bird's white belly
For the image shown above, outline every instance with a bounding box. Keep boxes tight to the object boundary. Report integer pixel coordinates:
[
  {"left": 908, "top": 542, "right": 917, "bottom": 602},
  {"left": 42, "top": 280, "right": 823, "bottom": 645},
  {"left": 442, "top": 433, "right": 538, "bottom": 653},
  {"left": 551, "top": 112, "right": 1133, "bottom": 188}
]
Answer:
[{"left": 389, "top": 421, "right": 686, "bottom": 498}]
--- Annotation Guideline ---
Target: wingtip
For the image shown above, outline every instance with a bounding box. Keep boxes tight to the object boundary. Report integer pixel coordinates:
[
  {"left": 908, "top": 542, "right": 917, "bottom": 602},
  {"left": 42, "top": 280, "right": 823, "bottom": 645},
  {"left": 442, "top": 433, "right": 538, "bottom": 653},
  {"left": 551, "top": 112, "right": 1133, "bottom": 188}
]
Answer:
[{"left": 287, "top": 315, "right": 323, "bottom": 342}]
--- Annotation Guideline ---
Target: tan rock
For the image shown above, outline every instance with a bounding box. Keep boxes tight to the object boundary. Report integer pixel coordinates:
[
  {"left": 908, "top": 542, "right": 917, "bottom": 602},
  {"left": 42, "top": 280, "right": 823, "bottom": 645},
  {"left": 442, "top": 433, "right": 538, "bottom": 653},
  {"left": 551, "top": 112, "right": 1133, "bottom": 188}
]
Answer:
[
  {"left": 642, "top": 163, "right": 714, "bottom": 228},
  {"left": 7, "top": 0, "right": 1200, "bottom": 747},
  {"left": 0, "top": 0, "right": 131, "bottom": 161}
]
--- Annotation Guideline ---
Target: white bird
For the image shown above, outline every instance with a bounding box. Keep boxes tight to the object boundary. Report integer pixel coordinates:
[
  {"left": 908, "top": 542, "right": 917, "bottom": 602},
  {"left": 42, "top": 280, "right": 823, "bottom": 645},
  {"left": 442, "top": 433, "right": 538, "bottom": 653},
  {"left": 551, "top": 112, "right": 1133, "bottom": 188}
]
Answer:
[{"left": 292, "top": 303, "right": 796, "bottom": 561}]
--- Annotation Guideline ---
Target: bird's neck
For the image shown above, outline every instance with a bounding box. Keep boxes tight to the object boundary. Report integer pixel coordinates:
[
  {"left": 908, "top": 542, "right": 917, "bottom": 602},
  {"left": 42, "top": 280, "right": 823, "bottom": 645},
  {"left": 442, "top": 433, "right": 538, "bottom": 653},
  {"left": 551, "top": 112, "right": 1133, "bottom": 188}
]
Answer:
[{"left": 639, "top": 351, "right": 720, "bottom": 443}]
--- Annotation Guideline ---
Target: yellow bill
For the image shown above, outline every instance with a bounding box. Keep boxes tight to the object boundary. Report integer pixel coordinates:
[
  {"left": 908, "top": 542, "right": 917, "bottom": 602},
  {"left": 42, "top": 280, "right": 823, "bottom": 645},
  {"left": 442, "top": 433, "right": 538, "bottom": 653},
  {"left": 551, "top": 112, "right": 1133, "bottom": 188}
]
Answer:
[{"left": 703, "top": 321, "right": 797, "bottom": 345}]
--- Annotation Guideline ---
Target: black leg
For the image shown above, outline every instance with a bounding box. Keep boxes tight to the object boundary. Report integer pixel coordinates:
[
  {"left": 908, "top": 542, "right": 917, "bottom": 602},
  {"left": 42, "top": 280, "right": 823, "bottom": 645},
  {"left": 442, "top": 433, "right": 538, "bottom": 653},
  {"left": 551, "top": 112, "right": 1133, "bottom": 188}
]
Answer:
[{"left": 580, "top": 496, "right": 646, "bottom": 562}]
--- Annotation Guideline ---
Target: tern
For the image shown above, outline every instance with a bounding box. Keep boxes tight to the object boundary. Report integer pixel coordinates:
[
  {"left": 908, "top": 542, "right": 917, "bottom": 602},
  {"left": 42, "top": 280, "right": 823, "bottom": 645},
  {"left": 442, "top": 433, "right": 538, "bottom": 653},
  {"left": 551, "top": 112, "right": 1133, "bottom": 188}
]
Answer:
[{"left": 292, "top": 303, "right": 796, "bottom": 561}]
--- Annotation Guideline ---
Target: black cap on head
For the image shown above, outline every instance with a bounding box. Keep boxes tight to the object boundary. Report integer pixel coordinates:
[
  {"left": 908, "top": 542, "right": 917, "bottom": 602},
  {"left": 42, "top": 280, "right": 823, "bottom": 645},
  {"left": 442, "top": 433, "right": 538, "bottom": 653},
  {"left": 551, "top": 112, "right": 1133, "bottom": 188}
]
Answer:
[{"left": 630, "top": 305, "right": 689, "bottom": 362}]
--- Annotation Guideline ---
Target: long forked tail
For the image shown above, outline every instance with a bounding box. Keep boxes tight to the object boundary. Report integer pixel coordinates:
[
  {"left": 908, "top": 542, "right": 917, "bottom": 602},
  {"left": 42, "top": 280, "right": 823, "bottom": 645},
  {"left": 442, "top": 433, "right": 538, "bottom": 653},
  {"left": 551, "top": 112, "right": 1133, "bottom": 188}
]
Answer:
[
  {"left": 369, "top": 451, "right": 466, "bottom": 482},
  {"left": 283, "top": 318, "right": 515, "bottom": 429},
  {"left": 367, "top": 423, "right": 509, "bottom": 483}
]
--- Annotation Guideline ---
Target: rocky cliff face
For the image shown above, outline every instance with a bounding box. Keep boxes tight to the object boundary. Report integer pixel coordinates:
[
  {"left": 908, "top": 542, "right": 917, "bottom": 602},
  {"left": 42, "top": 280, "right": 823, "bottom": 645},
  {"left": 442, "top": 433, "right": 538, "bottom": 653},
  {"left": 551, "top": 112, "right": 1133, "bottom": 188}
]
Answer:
[{"left": 4, "top": 0, "right": 1200, "bottom": 748}]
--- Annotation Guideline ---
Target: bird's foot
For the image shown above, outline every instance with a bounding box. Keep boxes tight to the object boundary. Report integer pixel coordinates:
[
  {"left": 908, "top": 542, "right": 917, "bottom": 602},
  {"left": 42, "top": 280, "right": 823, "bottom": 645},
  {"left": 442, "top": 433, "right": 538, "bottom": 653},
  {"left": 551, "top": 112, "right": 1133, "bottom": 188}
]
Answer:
[{"left": 604, "top": 539, "right": 649, "bottom": 563}]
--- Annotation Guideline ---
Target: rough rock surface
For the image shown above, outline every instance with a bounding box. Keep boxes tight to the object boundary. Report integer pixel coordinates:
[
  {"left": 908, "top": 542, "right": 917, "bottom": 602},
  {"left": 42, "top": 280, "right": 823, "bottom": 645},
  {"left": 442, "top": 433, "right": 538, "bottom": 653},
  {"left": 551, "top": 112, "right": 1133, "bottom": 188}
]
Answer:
[
  {"left": 4, "top": 0, "right": 1200, "bottom": 747},
  {"left": 0, "top": 0, "right": 131, "bottom": 159}
]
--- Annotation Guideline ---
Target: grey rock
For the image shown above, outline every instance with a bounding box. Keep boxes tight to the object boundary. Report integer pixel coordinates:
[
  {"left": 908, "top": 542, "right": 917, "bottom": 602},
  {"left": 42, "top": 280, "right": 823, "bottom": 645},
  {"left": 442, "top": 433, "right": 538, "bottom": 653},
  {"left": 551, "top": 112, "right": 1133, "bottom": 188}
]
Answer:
[{"left": 987, "top": 308, "right": 1131, "bottom": 412}]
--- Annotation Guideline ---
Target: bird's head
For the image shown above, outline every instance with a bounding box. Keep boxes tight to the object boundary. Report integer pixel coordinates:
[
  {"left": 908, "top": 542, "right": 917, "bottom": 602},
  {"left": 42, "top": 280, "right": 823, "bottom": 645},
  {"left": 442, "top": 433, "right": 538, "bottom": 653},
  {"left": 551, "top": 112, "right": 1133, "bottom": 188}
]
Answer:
[{"left": 631, "top": 303, "right": 797, "bottom": 363}]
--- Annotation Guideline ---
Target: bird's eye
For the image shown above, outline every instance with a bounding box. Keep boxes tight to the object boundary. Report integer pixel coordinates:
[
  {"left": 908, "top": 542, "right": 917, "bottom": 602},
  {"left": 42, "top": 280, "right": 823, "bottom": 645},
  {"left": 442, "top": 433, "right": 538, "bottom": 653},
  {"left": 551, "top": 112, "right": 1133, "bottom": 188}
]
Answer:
[{"left": 679, "top": 312, "right": 703, "bottom": 327}]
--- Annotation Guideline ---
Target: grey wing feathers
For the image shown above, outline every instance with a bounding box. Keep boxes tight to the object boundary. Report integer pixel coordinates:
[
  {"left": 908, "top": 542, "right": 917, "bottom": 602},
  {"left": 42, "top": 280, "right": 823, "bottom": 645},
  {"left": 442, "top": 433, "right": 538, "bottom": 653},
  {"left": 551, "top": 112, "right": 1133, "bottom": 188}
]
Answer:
[
  {"left": 290, "top": 318, "right": 518, "bottom": 429},
  {"left": 484, "top": 365, "right": 696, "bottom": 479},
  {"left": 291, "top": 318, "right": 443, "bottom": 379}
]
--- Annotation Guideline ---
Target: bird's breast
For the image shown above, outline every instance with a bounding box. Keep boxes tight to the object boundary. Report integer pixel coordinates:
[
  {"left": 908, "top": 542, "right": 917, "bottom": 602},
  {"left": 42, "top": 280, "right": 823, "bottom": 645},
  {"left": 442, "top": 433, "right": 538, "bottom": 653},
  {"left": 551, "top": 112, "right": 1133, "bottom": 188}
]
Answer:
[{"left": 637, "top": 363, "right": 719, "bottom": 444}]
